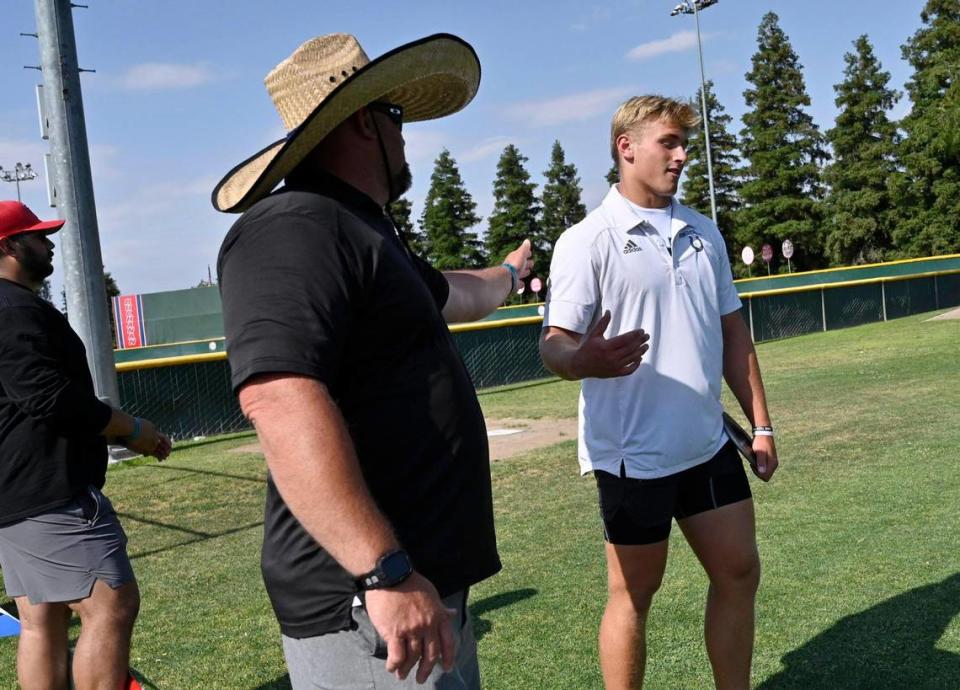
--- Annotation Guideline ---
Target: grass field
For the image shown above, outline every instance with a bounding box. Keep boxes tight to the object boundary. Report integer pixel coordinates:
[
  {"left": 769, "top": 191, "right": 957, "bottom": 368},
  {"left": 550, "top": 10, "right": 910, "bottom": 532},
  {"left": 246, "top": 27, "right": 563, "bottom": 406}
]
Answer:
[{"left": 2, "top": 310, "right": 959, "bottom": 688}]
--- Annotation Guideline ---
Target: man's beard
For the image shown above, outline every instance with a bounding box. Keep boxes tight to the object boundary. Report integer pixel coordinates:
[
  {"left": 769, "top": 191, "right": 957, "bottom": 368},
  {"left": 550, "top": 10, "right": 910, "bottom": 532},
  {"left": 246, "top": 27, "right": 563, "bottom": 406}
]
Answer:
[
  {"left": 15, "top": 239, "right": 54, "bottom": 283},
  {"left": 389, "top": 163, "right": 412, "bottom": 203}
]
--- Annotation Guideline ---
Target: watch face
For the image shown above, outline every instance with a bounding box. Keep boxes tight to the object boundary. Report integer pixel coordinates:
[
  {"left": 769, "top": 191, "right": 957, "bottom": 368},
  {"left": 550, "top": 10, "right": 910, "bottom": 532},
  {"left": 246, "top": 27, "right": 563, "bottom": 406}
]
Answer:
[{"left": 381, "top": 551, "right": 412, "bottom": 582}]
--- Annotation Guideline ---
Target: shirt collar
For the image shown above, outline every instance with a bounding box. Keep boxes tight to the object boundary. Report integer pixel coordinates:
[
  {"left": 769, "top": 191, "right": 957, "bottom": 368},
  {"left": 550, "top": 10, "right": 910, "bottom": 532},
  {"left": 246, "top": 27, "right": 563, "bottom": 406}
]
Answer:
[
  {"left": 601, "top": 185, "right": 702, "bottom": 239},
  {"left": 282, "top": 171, "right": 384, "bottom": 218}
]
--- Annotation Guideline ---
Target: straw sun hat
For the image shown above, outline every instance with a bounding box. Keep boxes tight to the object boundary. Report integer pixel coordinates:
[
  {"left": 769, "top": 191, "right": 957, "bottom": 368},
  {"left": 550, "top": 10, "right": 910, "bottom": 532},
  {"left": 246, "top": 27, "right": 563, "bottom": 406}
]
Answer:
[{"left": 212, "top": 33, "right": 480, "bottom": 213}]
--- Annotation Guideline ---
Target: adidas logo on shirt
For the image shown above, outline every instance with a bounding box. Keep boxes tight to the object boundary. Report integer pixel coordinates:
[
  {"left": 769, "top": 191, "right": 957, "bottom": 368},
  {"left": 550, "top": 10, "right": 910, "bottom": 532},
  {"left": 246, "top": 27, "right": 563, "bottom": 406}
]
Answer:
[{"left": 623, "top": 239, "right": 641, "bottom": 254}]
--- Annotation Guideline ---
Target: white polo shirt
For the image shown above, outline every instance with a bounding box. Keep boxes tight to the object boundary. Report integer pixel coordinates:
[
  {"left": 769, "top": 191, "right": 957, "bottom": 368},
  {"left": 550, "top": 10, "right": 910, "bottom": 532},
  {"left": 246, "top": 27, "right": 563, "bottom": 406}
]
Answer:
[{"left": 544, "top": 186, "right": 742, "bottom": 479}]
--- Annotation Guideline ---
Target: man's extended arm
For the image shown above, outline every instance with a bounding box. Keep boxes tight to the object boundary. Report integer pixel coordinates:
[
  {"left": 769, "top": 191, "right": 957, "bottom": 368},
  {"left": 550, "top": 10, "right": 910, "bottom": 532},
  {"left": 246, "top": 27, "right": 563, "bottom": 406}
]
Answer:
[
  {"left": 238, "top": 373, "right": 455, "bottom": 683},
  {"left": 441, "top": 240, "right": 533, "bottom": 323},
  {"left": 721, "top": 310, "right": 778, "bottom": 481}
]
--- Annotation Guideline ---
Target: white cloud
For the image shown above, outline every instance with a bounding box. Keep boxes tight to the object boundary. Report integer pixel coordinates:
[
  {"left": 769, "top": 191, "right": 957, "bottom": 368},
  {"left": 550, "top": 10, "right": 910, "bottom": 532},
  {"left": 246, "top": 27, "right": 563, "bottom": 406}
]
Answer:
[
  {"left": 117, "top": 63, "right": 216, "bottom": 91},
  {"left": 571, "top": 6, "right": 612, "bottom": 31},
  {"left": 457, "top": 136, "right": 519, "bottom": 163},
  {"left": 403, "top": 129, "right": 449, "bottom": 165},
  {"left": 503, "top": 86, "right": 635, "bottom": 127},
  {"left": 96, "top": 175, "right": 229, "bottom": 293},
  {"left": 626, "top": 31, "right": 709, "bottom": 61}
]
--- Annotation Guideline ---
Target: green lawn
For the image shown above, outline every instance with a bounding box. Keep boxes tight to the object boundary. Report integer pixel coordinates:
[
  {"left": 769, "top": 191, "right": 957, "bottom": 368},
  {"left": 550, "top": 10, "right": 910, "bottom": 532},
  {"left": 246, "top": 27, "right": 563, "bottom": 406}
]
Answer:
[{"left": 2, "top": 310, "right": 959, "bottom": 688}]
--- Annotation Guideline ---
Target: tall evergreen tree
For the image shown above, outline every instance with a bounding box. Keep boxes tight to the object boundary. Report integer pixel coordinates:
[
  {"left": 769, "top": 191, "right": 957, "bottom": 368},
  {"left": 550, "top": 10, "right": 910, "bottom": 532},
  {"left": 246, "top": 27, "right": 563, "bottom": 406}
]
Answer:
[
  {"left": 605, "top": 164, "right": 619, "bottom": 186},
  {"left": 539, "top": 141, "right": 587, "bottom": 254},
  {"left": 737, "top": 12, "right": 829, "bottom": 272},
  {"left": 681, "top": 80, "right": 741, "bottom": 262},
  {"left": 824, "top": 36, "right": 901, "bottom": 265},
  {"left": 889, "top": 0, "right": 960, "bottom": 257},
  {"left": 486, "top": 144, "right": 540, "bottom": 265},
  {"left": 388, "top": 197, "right": 425, "bottom": 256},
  {"left": 419, "top": 149, "right": 485, "bottom": 269}
]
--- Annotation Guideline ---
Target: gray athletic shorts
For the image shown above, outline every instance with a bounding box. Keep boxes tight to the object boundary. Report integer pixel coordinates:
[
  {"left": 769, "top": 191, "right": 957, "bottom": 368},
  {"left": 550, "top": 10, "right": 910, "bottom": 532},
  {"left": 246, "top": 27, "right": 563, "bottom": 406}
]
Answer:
[
  {"left": 0, "top": 485, "right": 135, "bottom": 604},
  {"left": 282, "top": 589, "right": 479, "bottom": 689}
]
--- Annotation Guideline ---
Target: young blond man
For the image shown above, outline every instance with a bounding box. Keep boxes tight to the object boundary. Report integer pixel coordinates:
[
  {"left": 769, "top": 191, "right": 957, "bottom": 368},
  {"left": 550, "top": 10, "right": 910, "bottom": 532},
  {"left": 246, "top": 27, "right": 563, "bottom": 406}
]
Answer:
[{"left": 540, "top": 96, "right": 778, "bottom": 689}]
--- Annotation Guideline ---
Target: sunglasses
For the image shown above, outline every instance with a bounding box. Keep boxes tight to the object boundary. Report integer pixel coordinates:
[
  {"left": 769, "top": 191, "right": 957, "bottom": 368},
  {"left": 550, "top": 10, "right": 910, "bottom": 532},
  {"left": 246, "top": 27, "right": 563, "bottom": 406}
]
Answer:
[{"left": 369, "top": 101, "right": 404, "bottom": 131}]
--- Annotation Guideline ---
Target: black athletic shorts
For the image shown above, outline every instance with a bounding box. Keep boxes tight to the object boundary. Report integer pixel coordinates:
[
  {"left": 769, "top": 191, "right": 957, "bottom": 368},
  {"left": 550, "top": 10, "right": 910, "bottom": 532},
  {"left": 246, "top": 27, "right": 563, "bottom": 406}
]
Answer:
[{"left": 594, "top": 441, "right": 751, "bottom": 545}]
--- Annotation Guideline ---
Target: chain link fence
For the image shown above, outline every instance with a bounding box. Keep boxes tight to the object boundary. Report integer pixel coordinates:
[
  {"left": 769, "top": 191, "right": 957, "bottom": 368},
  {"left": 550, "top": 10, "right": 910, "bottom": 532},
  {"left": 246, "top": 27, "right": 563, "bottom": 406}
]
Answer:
[{"left": 116, "top": 269, "right": 960, "bottom": 440}]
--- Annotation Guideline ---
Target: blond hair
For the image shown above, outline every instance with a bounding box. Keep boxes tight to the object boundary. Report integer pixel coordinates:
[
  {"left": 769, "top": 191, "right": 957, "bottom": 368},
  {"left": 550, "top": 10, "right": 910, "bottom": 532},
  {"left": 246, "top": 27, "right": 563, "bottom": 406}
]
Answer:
[{"left": 609, "top": 95, "right": 699, "bottom": 164}]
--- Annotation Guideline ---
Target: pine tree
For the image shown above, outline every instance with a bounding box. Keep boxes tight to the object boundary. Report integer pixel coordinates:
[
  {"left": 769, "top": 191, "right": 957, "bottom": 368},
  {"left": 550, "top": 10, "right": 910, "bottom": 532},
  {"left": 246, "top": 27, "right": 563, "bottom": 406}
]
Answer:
[
  {"left": 38, "top": 279, "right": 53, "bottom": 303},
  {"left": 486, "top": 144, "right": 540, "bottom": 265},
  {"left": 888, "top": 0, "right": 960, "bottom": 257},
  {"left": 539, "top": 141, "right": 587, "bottom": 254},
  {"left": 681, "top": 80, "right": 740, "bottom": 263},
  {"left": 737, "top": 12, "right": 829, "bottom": 273},
  {"left": 388, "top": 197, "right": 425, "bottom": 256},
  {"left": 823, "top": 36, "right": 901, "bottom": 265},
  {"left": 605, "top": 164, "right": 619, "bottom": 186},
  {"left": 419, "top": 149, "right": 485, "bottom": 269}
]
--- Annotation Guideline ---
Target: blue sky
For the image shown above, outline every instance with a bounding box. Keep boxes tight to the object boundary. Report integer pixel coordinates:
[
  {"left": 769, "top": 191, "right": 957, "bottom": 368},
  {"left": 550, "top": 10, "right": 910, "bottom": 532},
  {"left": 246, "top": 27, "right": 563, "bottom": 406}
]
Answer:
[{"left": 2, "top": 0, "right": 928, "bottom": 297}]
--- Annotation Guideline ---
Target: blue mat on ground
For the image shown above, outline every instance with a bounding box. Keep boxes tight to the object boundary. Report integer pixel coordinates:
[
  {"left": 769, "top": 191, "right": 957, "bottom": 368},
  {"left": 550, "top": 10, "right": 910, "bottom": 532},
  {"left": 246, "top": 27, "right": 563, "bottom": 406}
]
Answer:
[{"left": 0, "top": 609, "right": 20, "bottom": 637}]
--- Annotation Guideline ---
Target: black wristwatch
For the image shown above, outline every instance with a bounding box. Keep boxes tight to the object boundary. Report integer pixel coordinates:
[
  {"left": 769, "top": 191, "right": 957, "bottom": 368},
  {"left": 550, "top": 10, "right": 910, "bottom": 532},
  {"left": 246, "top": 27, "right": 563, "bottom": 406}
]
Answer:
[{"left": 356, "top": 549, "right": 413, "bottom": 590}]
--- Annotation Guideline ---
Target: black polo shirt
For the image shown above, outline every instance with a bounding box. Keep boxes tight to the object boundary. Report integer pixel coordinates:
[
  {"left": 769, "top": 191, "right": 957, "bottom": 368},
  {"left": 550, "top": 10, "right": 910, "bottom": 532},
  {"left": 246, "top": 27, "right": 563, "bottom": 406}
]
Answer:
[
  {"left": 0, "top": 278, "right": 113, "bottom": 525},
  {"left": 217, "top": 175, "right": 501, "bottom": 638}
]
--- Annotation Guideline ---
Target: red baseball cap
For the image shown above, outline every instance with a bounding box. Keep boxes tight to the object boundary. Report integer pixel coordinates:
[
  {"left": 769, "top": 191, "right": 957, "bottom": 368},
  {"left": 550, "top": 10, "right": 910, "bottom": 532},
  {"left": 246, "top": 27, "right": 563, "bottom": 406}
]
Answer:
[{"left": 0, "top": 201, "right": 65, "bottom": 241}]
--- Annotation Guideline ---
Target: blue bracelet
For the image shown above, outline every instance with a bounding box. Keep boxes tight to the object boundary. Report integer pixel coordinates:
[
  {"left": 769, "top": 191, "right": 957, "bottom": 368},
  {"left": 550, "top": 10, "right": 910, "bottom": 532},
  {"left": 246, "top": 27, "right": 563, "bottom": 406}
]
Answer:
[
  {"left": 501, "top": 263, "right": 518, "bottom": 292},
  {"left": 129, "top": 417, "right": 142, "bottom": 442}
]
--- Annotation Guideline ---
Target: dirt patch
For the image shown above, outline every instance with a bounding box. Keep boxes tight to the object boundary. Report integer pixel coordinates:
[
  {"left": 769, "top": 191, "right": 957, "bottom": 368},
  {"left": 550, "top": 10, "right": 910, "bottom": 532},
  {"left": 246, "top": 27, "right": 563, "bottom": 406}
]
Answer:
[
  {"left": 229, "top": 417, "right": 577, "bottom": 461},
  {"left": 927, "top": 307, "right": 960, "bottom": 321}
]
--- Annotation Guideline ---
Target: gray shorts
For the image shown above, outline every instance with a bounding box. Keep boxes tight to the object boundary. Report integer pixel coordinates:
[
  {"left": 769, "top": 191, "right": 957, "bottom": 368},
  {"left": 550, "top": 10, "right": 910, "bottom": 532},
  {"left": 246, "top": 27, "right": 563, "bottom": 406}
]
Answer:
[
  {"left": 0, "top": 485, "right": 135, "bottom": 604},
  {"left": 282, "top": 589, "right": 480, "bottom": 690}
]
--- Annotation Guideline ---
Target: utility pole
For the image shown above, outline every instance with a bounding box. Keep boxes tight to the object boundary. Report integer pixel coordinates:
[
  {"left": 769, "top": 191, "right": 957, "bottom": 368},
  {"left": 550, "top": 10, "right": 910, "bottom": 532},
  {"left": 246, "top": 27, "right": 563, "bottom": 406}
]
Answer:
[
  {"left": 33, "top": 0, "right": 118, "bottom": 407},
  {"left": 671, "top": 0, "right": 719, "bottom": 225}
]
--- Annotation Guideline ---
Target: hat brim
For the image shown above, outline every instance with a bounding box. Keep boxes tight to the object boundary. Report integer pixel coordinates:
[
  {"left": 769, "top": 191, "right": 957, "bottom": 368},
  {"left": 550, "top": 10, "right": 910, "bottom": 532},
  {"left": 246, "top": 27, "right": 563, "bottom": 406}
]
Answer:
[{"left": 212, "top": 33, "right": 481, "bottom": 213}]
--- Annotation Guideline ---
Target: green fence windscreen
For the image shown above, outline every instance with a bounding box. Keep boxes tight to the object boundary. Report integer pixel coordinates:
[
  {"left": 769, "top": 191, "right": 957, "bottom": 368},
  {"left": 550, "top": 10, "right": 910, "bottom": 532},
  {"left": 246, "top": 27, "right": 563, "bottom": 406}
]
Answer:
[
  {"left": 115, "top": 257, "right": 960, "bottom": 440},
  {"left": 139, "top": 286, "right": 224, "bottom": 346},
  {"left": 735, "top": 255, "right": 960, "bottom": 294}
]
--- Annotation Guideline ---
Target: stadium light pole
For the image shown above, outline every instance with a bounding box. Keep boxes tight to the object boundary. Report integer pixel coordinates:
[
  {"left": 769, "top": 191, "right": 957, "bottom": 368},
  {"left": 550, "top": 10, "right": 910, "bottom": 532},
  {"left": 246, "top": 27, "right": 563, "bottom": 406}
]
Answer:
[
  {"left": 670, "top": 0, "right": 718, "bottom": 225},
  {"left": 0, "top": 162, "right": 38, "bottom": 202}
]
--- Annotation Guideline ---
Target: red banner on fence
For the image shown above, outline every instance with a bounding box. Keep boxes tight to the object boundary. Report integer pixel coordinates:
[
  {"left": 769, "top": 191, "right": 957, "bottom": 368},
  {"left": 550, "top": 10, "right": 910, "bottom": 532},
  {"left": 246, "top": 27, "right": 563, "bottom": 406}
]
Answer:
[{"left": 113, "top": 294, "right": 147, "bottom": 349}]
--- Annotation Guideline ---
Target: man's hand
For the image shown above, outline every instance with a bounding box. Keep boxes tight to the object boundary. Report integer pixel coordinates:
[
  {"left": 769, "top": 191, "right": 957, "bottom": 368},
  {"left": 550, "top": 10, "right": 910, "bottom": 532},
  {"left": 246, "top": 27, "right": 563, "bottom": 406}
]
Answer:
[
  {"left": 124, "top": 419, "right": 172, "bottom": 461},
  {"left": 570, "top": 311, "right": 650, "bottom": 379},
  {"left": 503, "top": 239, "right": 533, "bottom": 281},
  {"left": 365, "top": 572, "right": 457, "bottom": 683},
  {"left": 751, "top": 434, "right": 778, "bottom": 482}
]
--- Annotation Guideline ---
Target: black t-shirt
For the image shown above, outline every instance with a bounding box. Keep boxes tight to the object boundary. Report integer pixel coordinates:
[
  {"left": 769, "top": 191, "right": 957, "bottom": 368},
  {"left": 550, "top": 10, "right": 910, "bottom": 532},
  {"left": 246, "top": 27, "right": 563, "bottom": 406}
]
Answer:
[
  {"left": 217, "top": 175, "right": 501, "bottom": 638},
  {"left": 0, "top": 278, "right": 113, "bottom": 524}
]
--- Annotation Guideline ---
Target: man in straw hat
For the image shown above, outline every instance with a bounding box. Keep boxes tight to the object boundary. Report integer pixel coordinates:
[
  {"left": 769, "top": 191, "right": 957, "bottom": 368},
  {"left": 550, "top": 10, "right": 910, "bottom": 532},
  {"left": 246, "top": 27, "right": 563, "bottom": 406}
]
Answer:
[
  {"left": 214, "top": 33, "right": 532, "bottom": 688},
  {"left": 0, "top": 200, "right": 171, "bottom": 689},
  {"left": 540, "top": 95, "right": 778, "bottom": 689}
]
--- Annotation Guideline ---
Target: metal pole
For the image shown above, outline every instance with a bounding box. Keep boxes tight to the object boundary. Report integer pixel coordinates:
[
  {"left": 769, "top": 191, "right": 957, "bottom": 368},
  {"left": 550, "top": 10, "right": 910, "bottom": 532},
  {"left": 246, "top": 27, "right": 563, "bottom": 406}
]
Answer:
[
  {"left": 693, "top": 2, "right": 718, "bottom": 225},
  {"left": 34, "top": 0, "right": 118, "bottom": 407}
]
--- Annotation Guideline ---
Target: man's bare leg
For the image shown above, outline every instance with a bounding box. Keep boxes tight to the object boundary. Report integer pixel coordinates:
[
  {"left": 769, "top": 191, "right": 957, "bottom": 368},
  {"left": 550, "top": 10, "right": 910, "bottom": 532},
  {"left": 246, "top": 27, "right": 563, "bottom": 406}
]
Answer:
[
  {"left": 599, "top": 540, "right": 669, "bottom": 689},
  {"left": 679, "top": 499, "right": 760, "bottom": 690},
  {"left": 68, "top": 579, "right": 140, "bottom": 690},
  {"left": 14, "top": 596, "right": 71, "bottom": 690}
]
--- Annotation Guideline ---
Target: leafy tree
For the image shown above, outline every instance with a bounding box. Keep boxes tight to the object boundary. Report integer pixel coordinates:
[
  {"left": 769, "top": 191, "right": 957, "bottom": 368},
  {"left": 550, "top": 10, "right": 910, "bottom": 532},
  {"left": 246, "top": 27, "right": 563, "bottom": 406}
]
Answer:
[
  {"left": 681, "top": 80, "right": 741, "bottom": 264},
  {"left": 388, "top": 197, "right": 426, "bottom": 257},
  {"left": 38, "top": 279, "right": 53, "bottom": 302},
  {"left": 486, "top": 144, "right": 540, "bottom": 265},
  {"left": 419, "top": 149, "right": 485, "bottom": 269},
  {"left": 737, "top": 12, "right": 829, "bottom": 273},
  {"left": 823, "top": 36, "right": 901, "bottom": 265},
  {"left": 888, "top": 0, "right": 960, "bottom": 257},
  {"left": 539, "top": 140, "right": 587, "bottom": 254}
]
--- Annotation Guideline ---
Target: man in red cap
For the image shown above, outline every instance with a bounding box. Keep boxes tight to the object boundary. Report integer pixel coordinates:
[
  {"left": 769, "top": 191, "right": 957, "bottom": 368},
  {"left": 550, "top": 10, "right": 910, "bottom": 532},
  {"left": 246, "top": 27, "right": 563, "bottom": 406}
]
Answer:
[{"left": 0, "top": 201, "right": 172, "bottom": 689}]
